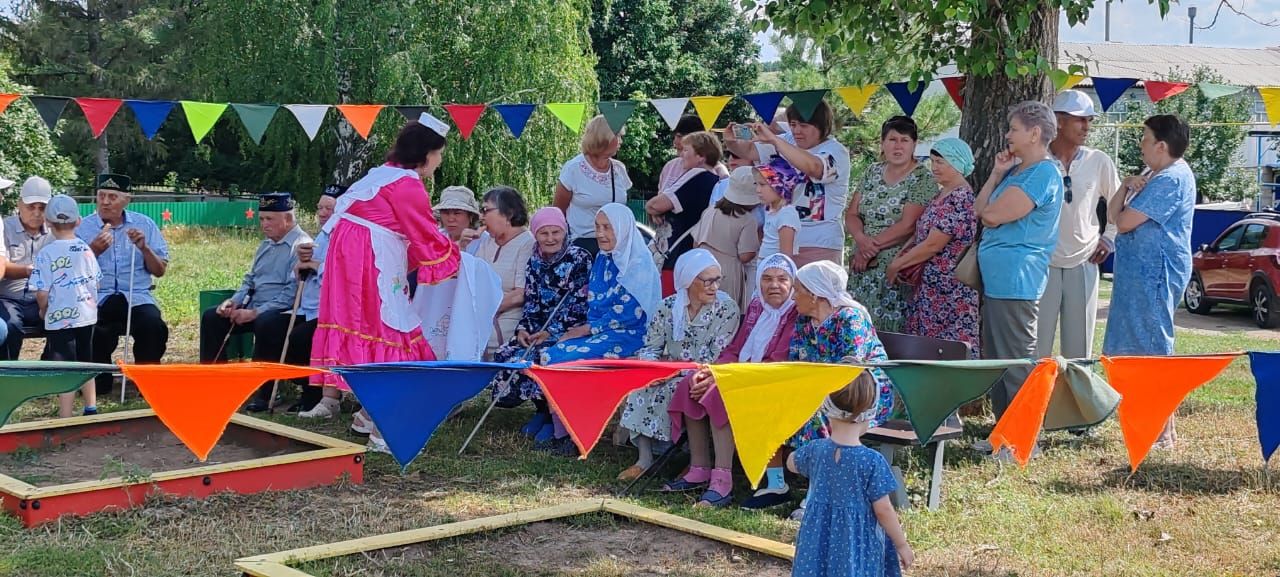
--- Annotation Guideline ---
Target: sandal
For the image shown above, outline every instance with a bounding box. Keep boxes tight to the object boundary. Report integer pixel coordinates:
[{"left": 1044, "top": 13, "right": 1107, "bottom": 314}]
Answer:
[
  {"left": 695, "top": 488, "right": 732, "bottom": 508},
  {"left": 617, "top": 464, "right": 646, "bottom": 482},
  {"left": 351, "top": 410, "right": 374, "bottom": 436},
  {"left": 660, "top": 477, "right": 708, "bottom": 493}
]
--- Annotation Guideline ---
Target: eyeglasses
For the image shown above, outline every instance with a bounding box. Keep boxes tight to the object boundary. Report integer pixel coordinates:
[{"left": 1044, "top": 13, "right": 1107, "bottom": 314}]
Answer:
[
  {"left": 696, "top": 276, "right": 723, "bottom": 288},
  {"left": 481, "top": 206, "right": 498, "bottom": 214},
  {"left": 1063, "top": 175, "right": 1073, "bottom": 204}
]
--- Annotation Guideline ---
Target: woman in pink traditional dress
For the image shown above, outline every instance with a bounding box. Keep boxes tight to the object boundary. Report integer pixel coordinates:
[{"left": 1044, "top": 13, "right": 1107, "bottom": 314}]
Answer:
[{"left": 307, "top": 116, "right": 461, "bottom": 453}]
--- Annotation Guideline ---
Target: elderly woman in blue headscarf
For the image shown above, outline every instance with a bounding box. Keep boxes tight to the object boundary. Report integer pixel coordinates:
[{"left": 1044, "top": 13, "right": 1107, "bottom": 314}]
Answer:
[{"left": 887, "top": 138, "right": 981, "bottom": 356}]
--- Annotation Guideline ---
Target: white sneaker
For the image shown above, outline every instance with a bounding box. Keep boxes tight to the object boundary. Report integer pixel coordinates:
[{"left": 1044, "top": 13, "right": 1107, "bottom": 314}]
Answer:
[
  {"left": 366, "top": 435, "right": 391, "bottom": 455},
  {"left": 299, "top": 398, "right": 340, "bottom": 419}
]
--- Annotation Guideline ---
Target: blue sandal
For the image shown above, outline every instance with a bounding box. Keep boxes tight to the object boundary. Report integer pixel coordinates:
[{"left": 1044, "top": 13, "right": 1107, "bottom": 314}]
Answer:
[
  {"left": 696, "top": 488, "right": 732, "bottom": 508},
  {"left": 660, "top": 477, "right": 708, "bottom": 492}
]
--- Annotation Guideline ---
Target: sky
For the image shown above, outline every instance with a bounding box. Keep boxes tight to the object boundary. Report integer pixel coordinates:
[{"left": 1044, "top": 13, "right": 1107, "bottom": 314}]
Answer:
[{"left": 753, "top": 0, "right": 1280, "bottom": 61}]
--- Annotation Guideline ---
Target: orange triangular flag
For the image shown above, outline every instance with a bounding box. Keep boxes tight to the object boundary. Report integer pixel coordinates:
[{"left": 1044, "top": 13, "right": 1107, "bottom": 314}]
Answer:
[
  {"left": 1101, "top": 354, "right": 1236, "bottom": 471},
  {"left": 0, "top": 94, "right": 20, "bottom": 115},
  {"left": 119, "top": 362, "right": 323, "bottom": 460},
  {"left": 335, "top": 104, "right": 385, "bottom": 139},
  {"left": 989, "top": 359, "right": 1059, "bottom": 467}
]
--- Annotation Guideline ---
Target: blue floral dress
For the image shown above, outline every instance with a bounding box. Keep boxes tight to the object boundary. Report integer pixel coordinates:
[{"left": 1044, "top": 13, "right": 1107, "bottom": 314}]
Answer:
[
  {"left": 492, "top": 245, "right": 593, "bottom": 403},
  {"left": 792, "top": 440, "right": 901, "bottom": 577},
  {"left": 542, "top": 255, "right": 650, "bottom": 364},
  {"left": 788, "top": 306, "right": 894, "bottom": 446}
]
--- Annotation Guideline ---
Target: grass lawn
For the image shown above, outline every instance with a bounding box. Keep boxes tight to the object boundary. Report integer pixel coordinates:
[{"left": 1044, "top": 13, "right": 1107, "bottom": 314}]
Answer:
[{"left": 0, "top": 227, "right": 1277, "bottom": 576}]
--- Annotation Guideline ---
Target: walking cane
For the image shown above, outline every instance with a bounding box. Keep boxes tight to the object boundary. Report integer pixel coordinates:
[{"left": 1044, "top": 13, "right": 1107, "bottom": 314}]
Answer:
[
  {"left": 266, "top": 271, "right": 309, "bottom": 414},
  {"left": 458, "top": 286, "right": 576, "bottom": 455},
  {"left": 212, "top": 289, "right": 254, "bottom": 361},
  {"left": 119, "top": 244, "right": 136, "bottom": 403}
]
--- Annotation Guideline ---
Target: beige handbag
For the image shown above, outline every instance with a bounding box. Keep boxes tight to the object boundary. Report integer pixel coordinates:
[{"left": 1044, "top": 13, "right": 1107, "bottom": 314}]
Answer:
[{"left": 953, "top": 228, "right": 983, "bottom": 292}]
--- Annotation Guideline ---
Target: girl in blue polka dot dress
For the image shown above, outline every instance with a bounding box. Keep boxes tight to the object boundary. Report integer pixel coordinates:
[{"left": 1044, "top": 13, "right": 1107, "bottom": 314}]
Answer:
[{"left": 788, "top": 371, "right": 913, "bottom": 577}]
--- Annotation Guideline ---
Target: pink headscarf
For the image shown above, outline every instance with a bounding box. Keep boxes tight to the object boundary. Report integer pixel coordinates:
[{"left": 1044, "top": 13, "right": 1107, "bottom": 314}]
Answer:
[{"left": 530, "top": 206, "right": 568, "bottom": 235}]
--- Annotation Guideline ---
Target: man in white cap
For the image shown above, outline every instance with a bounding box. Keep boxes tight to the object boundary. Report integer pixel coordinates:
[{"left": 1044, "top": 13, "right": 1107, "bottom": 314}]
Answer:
[
  {"left": 1038, "top": 90, "right": 1121, "bottom": 379},
  {"left": 0, "top": 176, "right": 54, "bottom": 359}
]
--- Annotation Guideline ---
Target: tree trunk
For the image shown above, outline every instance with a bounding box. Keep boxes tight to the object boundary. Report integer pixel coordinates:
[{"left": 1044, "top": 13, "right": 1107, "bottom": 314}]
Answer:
[
  {"left": 331, "top": 3, "right": 372, "bottom": 187},
  {"left": 87, "top": 0, "right": 109, "bottom": 174},
  {"left": 959, "top": 3, "right": 1058, "bottom": 187}
]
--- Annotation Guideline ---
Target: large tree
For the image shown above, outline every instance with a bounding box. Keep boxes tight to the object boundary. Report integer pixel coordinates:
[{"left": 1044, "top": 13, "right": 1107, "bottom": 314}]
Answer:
[
  {"left": 743, "top": 0, "right": 1171, "bottom": 183},
  {"left": 0, "top": 59, "right": 77, "bottom": 206}
]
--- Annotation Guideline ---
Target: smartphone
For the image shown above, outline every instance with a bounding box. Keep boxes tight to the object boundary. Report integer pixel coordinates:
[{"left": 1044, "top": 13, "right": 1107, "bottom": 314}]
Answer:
[{"left": 733, "top": 124, "right": 753, "bottom": 140}]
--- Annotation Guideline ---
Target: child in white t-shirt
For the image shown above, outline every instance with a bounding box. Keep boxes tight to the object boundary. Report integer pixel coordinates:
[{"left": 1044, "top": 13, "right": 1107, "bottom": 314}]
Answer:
[
  {"left": 755, "top": 160, "right": 806, "bottom": 259},
  {"left": 32, "top": 195, "right": 102, "bottom": 418}
]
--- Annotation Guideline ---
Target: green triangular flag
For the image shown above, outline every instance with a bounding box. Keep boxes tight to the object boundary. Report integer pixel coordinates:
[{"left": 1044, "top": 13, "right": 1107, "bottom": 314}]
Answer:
[
  {"left": 0, "top": 361, "right": 117, "bottom": 426},
  {"left": 1198, "top": 83, "right": 1246, "bottom": 100},
  {"left": 181, "top": 101, "right": 228, "bottom": 142},
  {"left": 1043, "top": 360, "right": 1120, "bottom": 431},
  {"left": 883, "top": 359, "right": 1029, "bottom": 444},
  {"left": 597, "top": 101, "right": 637, "bottom": 135},
  {"left": 230, "top": 103, "right": 279, "bottom": 145},
  {"left": 545, "top": 103, "right": 587, "bottom": 133},
  {"left": 786, "top": 89, "right": 829, "bottom": 122}
]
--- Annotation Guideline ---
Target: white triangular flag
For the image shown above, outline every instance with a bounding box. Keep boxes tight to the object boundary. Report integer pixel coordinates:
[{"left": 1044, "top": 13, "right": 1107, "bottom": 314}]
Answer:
[
  {"left": 284, "top": 104, "right": 331, "bottom": 141},
  {"left": 418, "top": 112, "right": 451, "bottom": 137},
  {"left": 649, "top": 98, "right": 690, "bottom": 131}
]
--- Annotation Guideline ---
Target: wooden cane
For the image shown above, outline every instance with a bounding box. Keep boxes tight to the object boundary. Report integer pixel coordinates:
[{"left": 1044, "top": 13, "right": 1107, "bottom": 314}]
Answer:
[{"left": 266, "top": 278, "right": 307, "bottom": 414}]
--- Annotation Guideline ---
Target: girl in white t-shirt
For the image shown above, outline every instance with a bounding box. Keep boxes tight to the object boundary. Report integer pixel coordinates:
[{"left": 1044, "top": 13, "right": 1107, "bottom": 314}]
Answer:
[{"left": 755, "top": 161, "right": 806, "bottom": 260}]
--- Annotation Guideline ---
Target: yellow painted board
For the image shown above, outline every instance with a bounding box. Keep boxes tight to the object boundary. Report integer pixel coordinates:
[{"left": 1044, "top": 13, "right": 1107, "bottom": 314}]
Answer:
[{"left": 603, "top": 500, "right": 795, "bottom": 560}]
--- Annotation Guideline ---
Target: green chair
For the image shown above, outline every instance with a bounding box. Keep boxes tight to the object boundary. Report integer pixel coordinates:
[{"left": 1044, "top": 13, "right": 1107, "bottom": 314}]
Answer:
[{"left": 198, "top": 289, "right": 254, "bottom": 360}]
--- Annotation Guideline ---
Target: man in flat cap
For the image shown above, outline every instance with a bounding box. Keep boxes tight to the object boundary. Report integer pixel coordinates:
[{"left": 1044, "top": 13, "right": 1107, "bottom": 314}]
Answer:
[
  {"left": 200, "top": 192, "right": 312, "bottom": 412},
  {"left": 76, "top": 173, "right": 171, "bottom": 395}
]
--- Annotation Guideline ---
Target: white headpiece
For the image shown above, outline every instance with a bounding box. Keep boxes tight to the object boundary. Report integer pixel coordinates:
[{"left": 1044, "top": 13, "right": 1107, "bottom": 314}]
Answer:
[
  {"left": 418, "top": 112, "right": 451, "bottom": 138},
  {"left": 671, "top": 248, "right": 721, "bottom": 342}
]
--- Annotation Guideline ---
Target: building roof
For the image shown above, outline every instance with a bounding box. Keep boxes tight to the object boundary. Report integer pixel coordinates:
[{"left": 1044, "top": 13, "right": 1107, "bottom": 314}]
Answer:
[{"left": 1061, "top": 42, "right": 1280, "bottom": 86}]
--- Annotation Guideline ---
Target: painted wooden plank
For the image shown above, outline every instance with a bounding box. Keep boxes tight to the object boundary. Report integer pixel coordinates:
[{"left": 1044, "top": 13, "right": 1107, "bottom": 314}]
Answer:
[
  {"left": 0, "top": 408, "right": 152, "bottom": 433},
  {"left": 233, "top": 560, "right": 316, "bottom": 577},
  {"left": 603, "top": 500, "right": 795, "bottom": 561},
  {"left": 230, "top": 413, "right": 365, "bottom": 450}
]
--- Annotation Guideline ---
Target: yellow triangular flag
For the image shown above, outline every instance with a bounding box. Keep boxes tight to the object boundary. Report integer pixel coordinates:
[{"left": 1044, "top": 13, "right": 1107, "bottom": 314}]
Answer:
[
  {"left": 709, "top": 362, "right": 864, "bottom": 488},
  {"left": 1061, "top": 74, "right": 1086, "bottom": 91},
  {"left": 690, "top": 95, "right": 732, "bottom": 130},
  {"left": 545, "top": 102, "right": 587, "bottom": 133},
  {"left": 1261, "top": 87, "right": 1280, "bottom": 127},
  {"left": 834, "top": 85, "right": 880, "bottom": 116}
]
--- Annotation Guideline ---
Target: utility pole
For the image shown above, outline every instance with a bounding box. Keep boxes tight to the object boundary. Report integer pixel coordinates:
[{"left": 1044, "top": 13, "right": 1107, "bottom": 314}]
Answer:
[
  {"left": 1105, "top": 1, "right": 1111, "bottom": 42},
  {"left": 1188, "top": 6, "right": 1198, "bottom": 44}
]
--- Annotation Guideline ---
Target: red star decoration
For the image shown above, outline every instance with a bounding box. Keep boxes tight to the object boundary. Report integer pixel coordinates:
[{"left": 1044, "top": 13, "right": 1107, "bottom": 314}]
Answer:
[
  {"left": 245, "top": 208, "right": 255, "bottom": 220},
  {"left": 161, "top": 209, "right": 173, "bottom": 222}
]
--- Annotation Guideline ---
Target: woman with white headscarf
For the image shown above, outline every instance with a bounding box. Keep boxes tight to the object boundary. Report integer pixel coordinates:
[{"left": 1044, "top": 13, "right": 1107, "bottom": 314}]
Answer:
[
  {"left": 664, "top": 253, "right": 798, "bottom": 507},
  {"left": 537, "top": 203, "right": 662, "bottom": 457},
  {"left": 617, "top": 248, "right": 740, "bottom": 482}
]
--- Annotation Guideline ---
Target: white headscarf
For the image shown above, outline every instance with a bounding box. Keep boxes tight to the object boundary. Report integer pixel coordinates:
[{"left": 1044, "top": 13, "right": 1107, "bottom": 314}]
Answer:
[
  {"left": 671, "top": 248, "right": 721, "bottom": 342},
  {"left": 739, "top": 253, "right": 797, "bottom": 362},
  {"left": 796, "top": 261, "right": 863, "bottom": 311},
  {"left": 598, "top": 203, "right": 662, "bottom": 320}
]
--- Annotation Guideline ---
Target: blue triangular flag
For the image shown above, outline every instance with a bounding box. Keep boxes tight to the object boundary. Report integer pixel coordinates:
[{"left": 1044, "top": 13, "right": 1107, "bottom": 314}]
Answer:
[
  {"left": 885, "top": 82, "right": 926, "bottom": 117},
  {"left": 1093, "top": 77, "right": 1139, "bottom": 112},
  {"left": 741, "top": 92, "right": 786, "bottom": 121},
  {"left": 492, "top": 104, "right": 536, "bottom": 139},
  {"left": 1248, "top": 352, "right": 1280, "bottom": 463},
  {"left": 125, "top": 100, "right": 175, "bottom": 140},
  {"left": 331, "top": 361, "right": 529, "bottom": 469}
]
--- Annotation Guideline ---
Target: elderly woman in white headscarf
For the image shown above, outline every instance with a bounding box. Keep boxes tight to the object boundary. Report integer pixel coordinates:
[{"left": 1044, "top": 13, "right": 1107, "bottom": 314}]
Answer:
[{"left": 665, "top": 253, "right": 798, "bottom": 507}]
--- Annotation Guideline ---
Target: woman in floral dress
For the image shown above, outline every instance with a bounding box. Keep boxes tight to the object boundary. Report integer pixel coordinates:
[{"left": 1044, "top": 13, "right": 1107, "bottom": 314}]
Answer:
[
  {"left": 617, "top": 249, "right": 740, "bottom": 482},
  {"left": 844, "top": 116, "right": 935, "bottom": 332},
  {"left": 887, "top": 138, "right": 981, "bottom": 357}
]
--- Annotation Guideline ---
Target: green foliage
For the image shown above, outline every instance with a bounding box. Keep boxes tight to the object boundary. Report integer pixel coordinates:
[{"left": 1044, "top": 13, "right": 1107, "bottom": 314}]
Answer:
[
  {"left": 0, "top": 60, "right": 77, "bottom": 200},
  {"left": 1087, "top": 67, "right": 1254, "bottom": 202}
]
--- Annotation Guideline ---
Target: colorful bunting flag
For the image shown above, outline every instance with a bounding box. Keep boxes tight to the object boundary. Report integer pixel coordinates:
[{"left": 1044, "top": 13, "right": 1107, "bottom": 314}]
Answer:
[
  {"left": 1198, "top": 83, "right": 1246, "bottom": 100},
  {"left": 0, "top": 361, "right": 112, "bottom": 426},
  {"left": 741, "top": 92, "right": 785, "bottom": 121},
  {"left": 1050, "top": 70, "right": 1086, "bottom": 91},
  {"left": 395, "top": 106, "right": 431, "bottom": 122},
  {"left": 442, "top": 104, "right": 486, "bottom": 140},
  {"left": 0, "top": 93, "right": 19, "bottom": 115},
  {"left": 1249, "top": 352, "right": 1280, "bottom": 463},
  {"left": 884, "top": 82, "right": 926, "bottom": 117},
  {"left": 1043, "top": 360, "right": 1120, "bottom": 431},
  {"left": 28, "top": 96, "right": 69, "bottom": 131},
  {"left": 833, "top": 86, "right": 880, "bottom": 116},
  {"left": 332, "top": 361, "right": 525, "bottom": 469},
  {"left": 940, "top": 77, "right": 966, "bottom": 109},
  {"left": 119, "top": 362, "right": 322, "bottom": 461},
  {"left": 1261, "top": 88, "right": 1280, "bottom": 127},
  {"left": 285, "top": 104, "right": 330, "bottom": 141},
  {"left": 126, "top": 100, "right": 175, "bottom": 140},
  {"left": 708, "top": 362, "right": 863, "bottom": 488},
  {"left": 690, "top": 95, "right": 732, "bottom": 130},
  {"left": 492, "top": 104, "right": 536, "bottom": 139},
  {"left": 989, "top": 359, "right": 1060, "bottom": 467},
  {"left": 649, "top": 98, "right": 690, "bottom": 130},
  {"left": 335, "top": 104, "right": 385, "bottom": 140},
  {"left": 1101, "top": 354, "right": 1235, "bottom": 471},
  {"left": 230, "top": 103, "right": 278, "bottom": 145},
  {"left": 180, "top": 101, "right": 228, "bottom": 143},
  {"left": 1092, "top": 77, "right": 1139, "bottom": 112},
  {"left": 597, "top": 101, "right": 637, "bottom": 135},
  {"left": 1145, "top": 81, "right": 1191, "bottom": 103},
  {"left": 786, "top": 89, "right": 829, "bottom": 122},
  {"left": 525, "top": 360, "right": 697, "bottom": 458},
  {"left": 883, "top": 360, "right": 1021, "bottom": 445},
  {"left": 74, "top": 97, "right": 123, "bottom": 139},
  {"left": 544, "top": 102, "right": 587, "bottom": 133}
]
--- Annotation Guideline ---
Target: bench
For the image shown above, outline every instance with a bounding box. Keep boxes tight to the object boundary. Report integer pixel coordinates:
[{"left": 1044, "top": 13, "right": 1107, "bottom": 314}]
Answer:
[{"left": 868, "top": 331, "right": 970, "bottom": 511}]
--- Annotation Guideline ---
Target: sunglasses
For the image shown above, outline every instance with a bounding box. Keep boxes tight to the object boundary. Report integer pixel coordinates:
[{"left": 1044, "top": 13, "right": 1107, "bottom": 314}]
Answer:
[{"left": 1064, "top": 175, "right": 1073, "bottom": 204}]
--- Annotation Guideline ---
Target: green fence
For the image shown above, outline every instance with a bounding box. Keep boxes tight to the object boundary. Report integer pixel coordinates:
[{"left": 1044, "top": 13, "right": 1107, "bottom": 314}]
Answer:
[{"left": 75, "top": 200, "right": 259, "bottom": 228}]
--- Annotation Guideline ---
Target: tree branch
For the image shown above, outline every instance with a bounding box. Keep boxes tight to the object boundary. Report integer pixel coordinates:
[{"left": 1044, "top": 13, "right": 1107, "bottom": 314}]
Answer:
[{"left": 1196, "top": 0, "right": 1279, "bottom": 29}]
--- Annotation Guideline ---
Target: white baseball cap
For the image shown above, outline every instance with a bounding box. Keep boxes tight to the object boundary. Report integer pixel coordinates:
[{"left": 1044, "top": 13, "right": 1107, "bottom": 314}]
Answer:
[
  {"left": 0, "top": 177, "right": 13, "bottom": 190},
  {"left": 20, "top": 176, "right": 52, "bottom": 205},
  {"left": 1053, "top": 90, "right": 1098, "bottom": 118}
]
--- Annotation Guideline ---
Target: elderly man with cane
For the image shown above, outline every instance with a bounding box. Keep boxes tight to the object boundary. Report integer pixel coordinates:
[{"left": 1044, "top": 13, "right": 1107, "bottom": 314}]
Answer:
[
  {"left": 77, "top": 173, "right": 171, "bottom": 396},
  {"left": 199, "top": 192, "right": 311, "bottom": 412}
]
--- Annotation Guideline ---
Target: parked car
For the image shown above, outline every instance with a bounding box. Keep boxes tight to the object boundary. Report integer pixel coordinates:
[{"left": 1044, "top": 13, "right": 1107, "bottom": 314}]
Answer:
[{"left": 1185, "top": 212, "right": 1280, "bottom": 328}]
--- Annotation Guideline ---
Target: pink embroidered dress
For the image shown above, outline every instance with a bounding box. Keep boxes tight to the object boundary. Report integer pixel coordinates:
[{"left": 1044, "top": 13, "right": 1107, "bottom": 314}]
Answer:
[{"left": 311, "top": 164, "right": 460, "bottom": 387}]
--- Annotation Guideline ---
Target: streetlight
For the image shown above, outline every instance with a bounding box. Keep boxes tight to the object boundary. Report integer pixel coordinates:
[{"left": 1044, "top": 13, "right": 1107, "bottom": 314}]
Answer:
[{"left": 1188, "top": 6, "right": 1198, "bottom": 44}]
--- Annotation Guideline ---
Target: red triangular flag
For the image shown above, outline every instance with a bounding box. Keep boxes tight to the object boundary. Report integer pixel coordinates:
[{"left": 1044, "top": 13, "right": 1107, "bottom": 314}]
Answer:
[
  {"left": 443, "top": 104, "right": 486, "bottom": 140},
  {"left": 1144, "top": 81, "right": 1192, "bottom": 104},
  {"left": 334, "top": 104, "right": 384, "bottom": 140},
  {"left": 941, "top": 77, "right": 966, "bottom": 109},
  {"left": 1101, "top": 354, "right": 1236, "bottom": 471},
  {"left": 525, "top": 360, "right": 698, "bottom": 458},
  {"left": 988, "top": 359, "right": 1058, "bottom": 467},
  {"left": 0, "top": 94, "right": 20, "bottom": 115},
  {"left": 75, "top": 97, "right": 124, "bottom": 138},
  {"left": 119, "top": 362, "right": 323, "bottom": 460}
]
